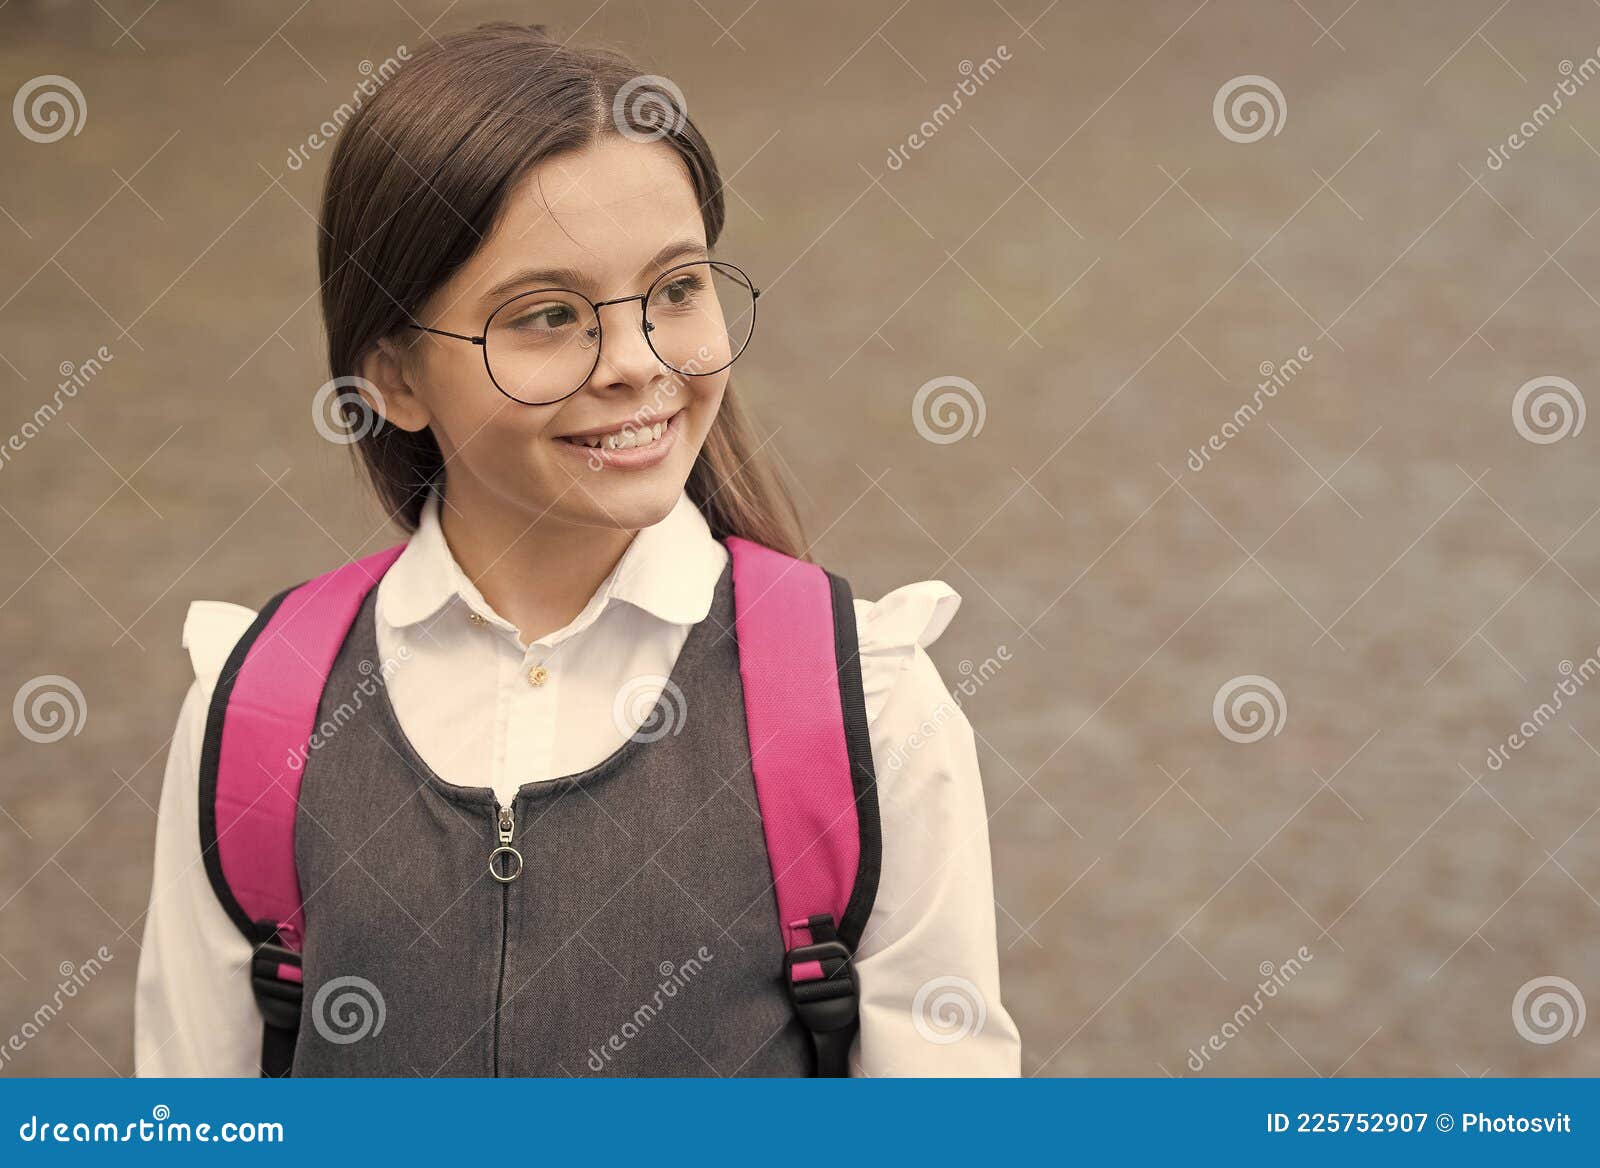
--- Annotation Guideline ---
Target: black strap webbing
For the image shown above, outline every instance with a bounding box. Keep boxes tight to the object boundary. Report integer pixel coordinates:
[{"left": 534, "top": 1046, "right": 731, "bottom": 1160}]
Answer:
[
  {"left": 808, "top": 1019, "right": 857, "bottom": 1077},
  {"left": 260, "top": 1017, "right": 298, "bottom": 1078},
  {"left": 250, "top": 929, "right": 303, "bottom": 1078}
]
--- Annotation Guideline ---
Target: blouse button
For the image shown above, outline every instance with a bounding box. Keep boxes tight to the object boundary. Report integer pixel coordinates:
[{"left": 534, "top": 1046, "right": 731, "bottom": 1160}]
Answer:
[
  {"left": 527, "top": 664, "right": 549, "bottom": 687},
  {"left": 467, "top": 612, "right": 487, "bottom": 627}
]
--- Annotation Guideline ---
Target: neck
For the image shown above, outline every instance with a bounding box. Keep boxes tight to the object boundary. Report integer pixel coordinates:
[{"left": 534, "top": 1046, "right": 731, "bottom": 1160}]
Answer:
[{"left": 435, "top": 479, "right": 637, "bottom": 647}]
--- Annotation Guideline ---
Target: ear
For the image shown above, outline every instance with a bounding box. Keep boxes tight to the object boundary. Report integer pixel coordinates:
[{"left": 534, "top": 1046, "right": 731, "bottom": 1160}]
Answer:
[{"left": 356, "top": 335, "right": 432, "bottom": 433}]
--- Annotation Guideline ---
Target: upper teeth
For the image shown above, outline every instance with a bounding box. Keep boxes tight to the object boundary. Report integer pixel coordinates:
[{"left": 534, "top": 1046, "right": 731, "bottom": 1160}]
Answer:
[{"left": 570, "top": 420, "right": 668, "bottom": 449}]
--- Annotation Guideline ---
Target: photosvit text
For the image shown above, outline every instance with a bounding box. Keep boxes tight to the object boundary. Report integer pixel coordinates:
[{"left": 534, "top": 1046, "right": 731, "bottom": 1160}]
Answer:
[{"left": 1265, "top": 1111, "right": 1572, "bottom": 1134}]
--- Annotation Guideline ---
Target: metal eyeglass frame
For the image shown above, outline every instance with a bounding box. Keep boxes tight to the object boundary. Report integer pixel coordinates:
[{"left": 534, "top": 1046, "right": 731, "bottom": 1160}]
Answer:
[{"left": 404, "top": 259, "right": 760, "bottom": 406}]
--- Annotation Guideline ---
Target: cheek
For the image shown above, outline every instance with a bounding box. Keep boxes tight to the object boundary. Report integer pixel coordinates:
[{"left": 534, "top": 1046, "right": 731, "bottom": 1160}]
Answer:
[
  {"left": 414, "top": 350, "right": 556, "bottom": 462},
  {"left": 683, "top": 371, "right": 729, "bottom": 431}
]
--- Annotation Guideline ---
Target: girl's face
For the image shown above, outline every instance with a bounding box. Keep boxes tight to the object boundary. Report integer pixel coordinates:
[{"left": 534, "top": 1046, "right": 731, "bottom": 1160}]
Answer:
[{"left": 367, "top": 135, "right": 730, "bottom": 534}]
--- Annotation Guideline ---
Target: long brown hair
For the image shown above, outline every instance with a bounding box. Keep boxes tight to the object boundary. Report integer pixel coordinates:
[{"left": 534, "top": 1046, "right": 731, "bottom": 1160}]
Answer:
[{"left": 318, "top": 22, "right": 805, "bottom": 557}]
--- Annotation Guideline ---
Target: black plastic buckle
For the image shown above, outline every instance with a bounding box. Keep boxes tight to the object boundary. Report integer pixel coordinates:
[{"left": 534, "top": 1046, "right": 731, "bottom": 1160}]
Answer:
[
  {"left": 784, "top": 939, "right": 859, "bottom": 1034},
  {"left": 249, "top": 937, "right": 304, "bottom": 1032}
]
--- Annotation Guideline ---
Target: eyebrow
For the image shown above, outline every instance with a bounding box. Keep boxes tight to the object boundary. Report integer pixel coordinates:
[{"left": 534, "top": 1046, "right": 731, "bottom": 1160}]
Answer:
[{"left": 482, "top": 238, "right": 710, "bottom": 304}]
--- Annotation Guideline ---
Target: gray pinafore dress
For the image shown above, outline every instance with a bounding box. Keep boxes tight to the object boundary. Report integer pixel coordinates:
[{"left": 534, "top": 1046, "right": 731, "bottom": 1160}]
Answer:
[{"left": 288, "top": 561, "right": 813, "bottom": 1076}]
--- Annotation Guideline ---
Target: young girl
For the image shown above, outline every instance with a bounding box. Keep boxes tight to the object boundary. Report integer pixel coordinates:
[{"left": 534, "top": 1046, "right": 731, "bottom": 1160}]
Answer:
[{"left": 133, "top": 22, "right": 1017, "bottom": 1078}]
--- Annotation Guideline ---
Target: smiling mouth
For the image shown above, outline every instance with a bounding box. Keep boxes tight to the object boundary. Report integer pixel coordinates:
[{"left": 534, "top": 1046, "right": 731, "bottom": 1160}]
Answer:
[{"left": 556, "top": 411, "right": 680, "bottom": 451}]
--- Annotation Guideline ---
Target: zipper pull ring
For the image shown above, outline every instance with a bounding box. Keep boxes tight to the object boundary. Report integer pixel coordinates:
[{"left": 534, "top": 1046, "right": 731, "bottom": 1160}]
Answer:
[{"left": 489, "top": 803, "right": 522, "bottom": 883}]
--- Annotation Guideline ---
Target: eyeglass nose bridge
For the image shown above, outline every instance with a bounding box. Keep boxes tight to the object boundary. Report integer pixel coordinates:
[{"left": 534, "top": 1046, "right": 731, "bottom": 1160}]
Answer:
[{"left": 579, "top": 291, "right": 656, "bottom": 351}]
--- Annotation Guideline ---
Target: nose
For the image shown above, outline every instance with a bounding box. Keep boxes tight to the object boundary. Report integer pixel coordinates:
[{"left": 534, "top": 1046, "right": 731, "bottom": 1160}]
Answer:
[{"left": 584, "top": 300, "right": 663, "bottom": 393}]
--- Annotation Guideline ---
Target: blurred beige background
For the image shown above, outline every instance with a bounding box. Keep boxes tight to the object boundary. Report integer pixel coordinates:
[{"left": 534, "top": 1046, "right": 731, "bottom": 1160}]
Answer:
[{"left": 3, "top": 0, "right": 1600, "bottom": 1077}]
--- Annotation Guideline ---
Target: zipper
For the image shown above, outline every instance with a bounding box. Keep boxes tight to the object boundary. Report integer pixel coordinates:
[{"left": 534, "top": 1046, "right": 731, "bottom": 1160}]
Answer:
[{"left": 488, "top": 801, "right": 521, "bottom": 1076}]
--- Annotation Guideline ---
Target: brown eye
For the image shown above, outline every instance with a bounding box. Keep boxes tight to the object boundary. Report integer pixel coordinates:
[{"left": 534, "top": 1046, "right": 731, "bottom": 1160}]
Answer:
[
  {"left": 651, "top": 274, "right": 706, "bottom": 311},
  {"left": 505, "top": 302, "right": 580, "bottom": 333}
]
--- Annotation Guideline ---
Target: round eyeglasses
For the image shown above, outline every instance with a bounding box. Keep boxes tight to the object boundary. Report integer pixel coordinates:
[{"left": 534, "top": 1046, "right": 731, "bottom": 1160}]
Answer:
[{"left": 405, "top": 260, "right": 760, "bottom": 406}]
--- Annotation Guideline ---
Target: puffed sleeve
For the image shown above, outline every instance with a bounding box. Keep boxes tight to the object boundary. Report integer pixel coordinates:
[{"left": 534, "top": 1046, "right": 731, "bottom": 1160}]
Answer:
[
  {"left": 133, "top": 602, "right": 262, "bottom": 1076},
  {"left": 181, "top": 601, "right": 257, "bottom": 683},
  {"left": 847, "top": 580, "right": 1022, "bottom": 1076}
]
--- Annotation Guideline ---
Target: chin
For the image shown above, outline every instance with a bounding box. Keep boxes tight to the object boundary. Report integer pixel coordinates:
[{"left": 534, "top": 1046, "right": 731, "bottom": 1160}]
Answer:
[{"left": 563, "top": 472, "right": 686, "bottom": 533}]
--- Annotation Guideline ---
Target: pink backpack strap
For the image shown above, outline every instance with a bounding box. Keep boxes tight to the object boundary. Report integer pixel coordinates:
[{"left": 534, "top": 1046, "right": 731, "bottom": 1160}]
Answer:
[
  {"left": 725, "top": 536, "right": 881, "bottom": 1076},
  {"left": 198, "top": 543, "right": 404, "bottom": 1076}
]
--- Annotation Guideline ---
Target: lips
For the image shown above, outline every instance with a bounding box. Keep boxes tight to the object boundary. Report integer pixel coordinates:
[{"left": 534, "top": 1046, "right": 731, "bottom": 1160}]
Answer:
[{"left": 554, "top": 408, "right": 683, "bottom": 470}]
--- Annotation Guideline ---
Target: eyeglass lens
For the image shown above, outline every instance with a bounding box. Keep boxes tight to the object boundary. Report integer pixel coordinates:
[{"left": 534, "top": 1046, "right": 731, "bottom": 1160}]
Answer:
[{"left": 485, "top": 261, "right": 755, "bottom": 404}]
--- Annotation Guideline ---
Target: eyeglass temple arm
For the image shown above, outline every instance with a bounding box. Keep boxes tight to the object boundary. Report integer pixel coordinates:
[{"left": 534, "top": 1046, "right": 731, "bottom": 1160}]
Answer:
[{"left": 406, "top": 323, "right": 485, "bottom": 346}]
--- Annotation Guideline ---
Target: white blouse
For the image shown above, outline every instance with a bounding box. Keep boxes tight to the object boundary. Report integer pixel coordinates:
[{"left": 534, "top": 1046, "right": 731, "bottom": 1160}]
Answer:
[{"left": 133, "top": 490, "right": 1019, "bottom": 1077}]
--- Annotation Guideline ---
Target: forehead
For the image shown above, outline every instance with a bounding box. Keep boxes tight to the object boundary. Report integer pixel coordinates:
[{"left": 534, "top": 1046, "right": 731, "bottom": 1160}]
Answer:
[{"left": 483, "top": 136, "right": 705, "bottom": 277}]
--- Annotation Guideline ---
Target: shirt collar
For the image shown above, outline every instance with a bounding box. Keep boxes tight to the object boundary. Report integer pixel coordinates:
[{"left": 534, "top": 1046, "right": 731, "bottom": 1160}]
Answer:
[{"left": 377, "top": 488, "right": 727, "bottom": 636}]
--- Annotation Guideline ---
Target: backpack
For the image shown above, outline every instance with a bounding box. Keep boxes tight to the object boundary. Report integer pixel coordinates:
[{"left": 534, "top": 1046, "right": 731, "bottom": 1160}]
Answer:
[{"left": 197, "top": 536, "right": 881, "bottom": 1077}]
